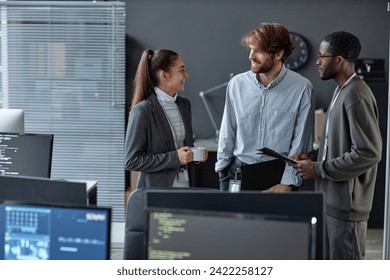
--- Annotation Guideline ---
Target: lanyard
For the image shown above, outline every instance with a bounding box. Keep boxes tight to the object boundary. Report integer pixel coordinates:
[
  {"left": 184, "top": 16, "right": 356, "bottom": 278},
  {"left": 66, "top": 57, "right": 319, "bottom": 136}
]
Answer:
[{"left": 322, "top": 73, "right": 357, "bottom": 161}]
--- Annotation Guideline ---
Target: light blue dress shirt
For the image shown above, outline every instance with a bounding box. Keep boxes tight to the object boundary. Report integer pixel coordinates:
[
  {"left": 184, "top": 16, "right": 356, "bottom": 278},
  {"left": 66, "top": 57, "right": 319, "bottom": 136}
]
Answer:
[{"left": 215, "top": 65, "right": 315, "bottom": 186}]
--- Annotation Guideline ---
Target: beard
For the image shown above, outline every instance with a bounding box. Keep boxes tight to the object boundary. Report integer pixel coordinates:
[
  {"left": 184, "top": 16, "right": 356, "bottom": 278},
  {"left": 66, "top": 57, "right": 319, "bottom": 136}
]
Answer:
[
  {"left": 318, "top": 69, "right": 335, "bottom": 81},
  {"left": 250, "top": 58, "right": 274, "bottom": 74}
]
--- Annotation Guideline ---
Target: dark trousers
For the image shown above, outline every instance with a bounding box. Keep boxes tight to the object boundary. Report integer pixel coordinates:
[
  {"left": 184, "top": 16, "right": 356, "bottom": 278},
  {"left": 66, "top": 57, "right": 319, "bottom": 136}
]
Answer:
[
  {"left": 219, "top": 158, "right": 285, "bottom": 192},
  {"left": 326, "top": 215, "right": 367, "bottom": 260},
  {"left": 218, "top": 159, "right": 242, "bottom": 191}
]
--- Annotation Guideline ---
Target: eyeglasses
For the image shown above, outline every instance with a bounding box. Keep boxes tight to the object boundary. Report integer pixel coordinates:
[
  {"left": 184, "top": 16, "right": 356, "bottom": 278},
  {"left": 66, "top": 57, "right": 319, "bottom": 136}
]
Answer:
[{"left": 317, "top": 54, "right": 338, "bottom": 61}]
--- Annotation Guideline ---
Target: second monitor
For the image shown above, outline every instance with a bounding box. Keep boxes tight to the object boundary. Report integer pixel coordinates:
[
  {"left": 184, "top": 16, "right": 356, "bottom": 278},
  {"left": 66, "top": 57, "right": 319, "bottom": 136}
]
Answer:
[
  {"left": 147, "top": 208, "right": 316, "bottom": 260},
  {"left": 0, "top": 175, "right": 88, "bottom": 206},
  {"left": 0, "top": 133, "right": 53, "bottom": 178},
  {"left": 145, "top": 190, "right": 325, "bottom": 259}
]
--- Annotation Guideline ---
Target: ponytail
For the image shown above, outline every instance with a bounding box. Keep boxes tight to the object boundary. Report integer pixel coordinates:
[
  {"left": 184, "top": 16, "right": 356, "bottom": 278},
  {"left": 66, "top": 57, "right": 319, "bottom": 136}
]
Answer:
[
  {"left": 131, "top": 49, "right": 179, "bottom": 107},
  {"left": 131, "top": 49, "right": 155, "bottom": 106}
]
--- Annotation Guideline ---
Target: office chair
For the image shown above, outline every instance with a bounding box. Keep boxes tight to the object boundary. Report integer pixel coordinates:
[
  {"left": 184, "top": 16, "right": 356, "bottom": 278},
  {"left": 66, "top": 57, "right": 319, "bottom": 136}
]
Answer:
[
  {"left": 123, "top": 187, "right": 220, "bottom": 259},
  {"left": 123, "top": 188, "right": 147, "bottom": 260}
]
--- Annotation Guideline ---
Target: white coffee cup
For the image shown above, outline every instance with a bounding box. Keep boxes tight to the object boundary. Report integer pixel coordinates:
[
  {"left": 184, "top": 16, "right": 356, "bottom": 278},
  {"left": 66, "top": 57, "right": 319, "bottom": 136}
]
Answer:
[{"left": 190, "top": 147, "right": 205, "bottom": 161}]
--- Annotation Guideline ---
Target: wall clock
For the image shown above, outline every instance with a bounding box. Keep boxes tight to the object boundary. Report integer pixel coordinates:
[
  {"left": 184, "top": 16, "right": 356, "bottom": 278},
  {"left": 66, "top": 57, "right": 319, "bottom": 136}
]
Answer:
[{"left": 285, "top": 32, "right": 309, "bottom": 70}]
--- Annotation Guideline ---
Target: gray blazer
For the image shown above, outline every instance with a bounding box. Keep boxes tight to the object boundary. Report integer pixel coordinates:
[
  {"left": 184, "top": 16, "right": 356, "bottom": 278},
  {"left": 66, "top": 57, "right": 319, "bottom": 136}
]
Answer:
[{"left": 125, "top": 92, "right": 195, "bottom": 188}]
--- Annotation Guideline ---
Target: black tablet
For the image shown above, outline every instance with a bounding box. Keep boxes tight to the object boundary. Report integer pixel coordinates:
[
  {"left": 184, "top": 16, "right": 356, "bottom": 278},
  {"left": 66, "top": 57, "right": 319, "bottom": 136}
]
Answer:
[{"left": 257, "top": 147, "right": 297, "bottom": 164}]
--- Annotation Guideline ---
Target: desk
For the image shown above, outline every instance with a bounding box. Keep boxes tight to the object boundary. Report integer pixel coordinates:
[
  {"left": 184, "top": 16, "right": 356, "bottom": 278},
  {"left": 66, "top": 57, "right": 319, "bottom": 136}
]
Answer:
[
  {"left": 66, "top": 179, "right": 98, "bottom": 205},
  {"left": 86, "top": 181, "right": 98, "bottom": 205},
  {"left": 193, "top": 139, "right": 316, "bottom": 191},
  {"left": 193, "top": 138, "right": 219, "bottom": 189}
]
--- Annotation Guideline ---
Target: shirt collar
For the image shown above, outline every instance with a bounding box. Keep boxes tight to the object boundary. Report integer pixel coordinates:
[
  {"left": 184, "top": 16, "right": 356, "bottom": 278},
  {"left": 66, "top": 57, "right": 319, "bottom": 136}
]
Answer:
[
  {"left": 252, "top": 64, "right": 288, "bottom": 89},
  {"left": 155, "top": 87, "right": 177, "bottom": 103}
]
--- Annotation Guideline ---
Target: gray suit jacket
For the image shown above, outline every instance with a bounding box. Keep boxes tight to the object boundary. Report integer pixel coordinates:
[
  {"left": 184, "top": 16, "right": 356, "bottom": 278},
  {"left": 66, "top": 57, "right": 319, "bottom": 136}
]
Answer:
[{"left": 125, "top": 92, "right": 195, "bottom": 188}]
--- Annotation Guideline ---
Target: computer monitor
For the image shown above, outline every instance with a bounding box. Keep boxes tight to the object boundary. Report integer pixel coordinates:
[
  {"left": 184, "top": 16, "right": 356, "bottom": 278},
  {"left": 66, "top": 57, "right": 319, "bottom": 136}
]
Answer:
[
  {"left": 0, "top": 175, "right": 88, "bottom": 206},
  {"left": 0, "top": 109, "right": 25, "bottom": 133},
  {"left": 0, "top": 202, "right": 111, "bottom": 260},
  {"left": 146, "top": 208, "right": 316, "bottom": 260},
  {"left": 145, "top": 190, "right": 325, "bottom": 259},
  {"left": 0, "top": 133, "right": 53, "bottom": 178}
]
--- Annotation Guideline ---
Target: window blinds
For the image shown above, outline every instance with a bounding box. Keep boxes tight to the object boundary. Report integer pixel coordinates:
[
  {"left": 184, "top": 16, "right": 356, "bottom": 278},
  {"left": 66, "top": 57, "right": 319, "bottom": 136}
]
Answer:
[{"left": 0, "top": 1, "right": 126, "bottom": 222}]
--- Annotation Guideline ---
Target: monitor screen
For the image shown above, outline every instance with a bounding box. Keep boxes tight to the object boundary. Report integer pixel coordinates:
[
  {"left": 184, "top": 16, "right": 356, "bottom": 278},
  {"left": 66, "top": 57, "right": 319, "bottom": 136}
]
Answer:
[
  {"left": 0, "top": 175, "right": 88, "bottom": 205},
  {"left": 145, "top": 190, "right": 325, "bottom": 259},
  {"left": 0, "top": 133, "right": 53, "bottom": 178},
  {"left": 0, "top": 202, "right": 111, "bottom": 260},
  {"left": 0, "top": 109, "right": 25, "bottom": 133},
  {"left": 146, "top": 208, "right": 316, "bottom": 260}
]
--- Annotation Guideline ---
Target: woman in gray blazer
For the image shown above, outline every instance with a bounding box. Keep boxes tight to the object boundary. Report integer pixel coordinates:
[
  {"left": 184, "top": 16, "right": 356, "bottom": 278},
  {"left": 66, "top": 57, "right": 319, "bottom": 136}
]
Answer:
[{"left": 125, "top": 49, "right": 207, "bottom": 189}]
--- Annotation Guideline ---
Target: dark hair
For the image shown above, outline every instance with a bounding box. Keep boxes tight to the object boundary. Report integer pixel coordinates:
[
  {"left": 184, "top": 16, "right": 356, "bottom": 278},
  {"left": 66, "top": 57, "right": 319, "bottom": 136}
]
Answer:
[
  {"left": 241, "top": 22, "right": 294, "bottom": 62},
  {"left": 322, "top": 31, "right": 361, "bottom": 63},
  {"left": 131, "top": 49, "right": 179, "bottom": 106}
]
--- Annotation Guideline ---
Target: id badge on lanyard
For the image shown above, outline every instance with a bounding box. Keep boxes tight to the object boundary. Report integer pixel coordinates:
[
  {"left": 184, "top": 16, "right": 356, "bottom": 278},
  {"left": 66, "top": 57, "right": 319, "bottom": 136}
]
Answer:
[
  {"left": 178, "top": 165, "right": 189, "bottom": 182},
  {"left": 229, "top": 167, "right": 241, "bottom": 192}
]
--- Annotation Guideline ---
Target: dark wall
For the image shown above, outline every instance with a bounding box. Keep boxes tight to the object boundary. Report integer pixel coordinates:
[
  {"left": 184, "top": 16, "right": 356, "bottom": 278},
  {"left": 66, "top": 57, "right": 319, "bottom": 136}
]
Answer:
[{"left": 125, "top": 0, "right": 388, "bottom": 138}]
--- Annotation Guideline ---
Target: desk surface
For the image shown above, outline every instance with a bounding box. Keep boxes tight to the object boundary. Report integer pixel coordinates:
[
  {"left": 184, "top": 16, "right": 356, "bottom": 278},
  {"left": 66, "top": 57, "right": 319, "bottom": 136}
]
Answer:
[{"left": 66, "top": 179, "right": 98, "bottom": 195}]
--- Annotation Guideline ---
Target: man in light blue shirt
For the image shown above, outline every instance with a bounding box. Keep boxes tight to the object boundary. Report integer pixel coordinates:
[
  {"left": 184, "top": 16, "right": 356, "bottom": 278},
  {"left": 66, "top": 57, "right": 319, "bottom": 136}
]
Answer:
[{"left": 215, "top": 23, "right": 315, "bottom": 191}]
